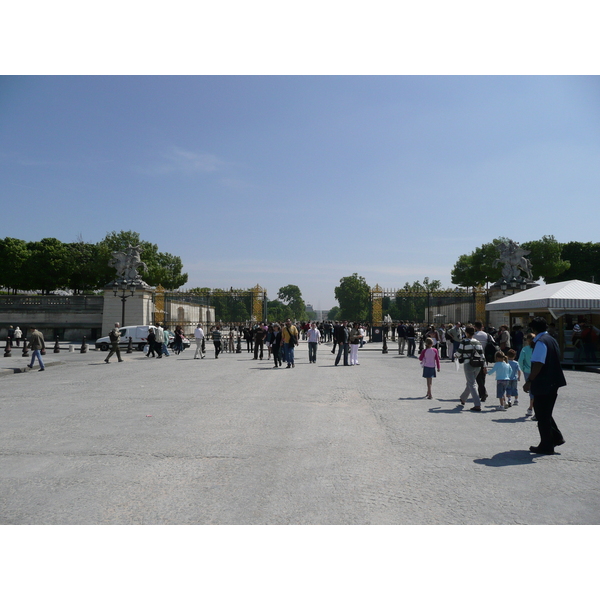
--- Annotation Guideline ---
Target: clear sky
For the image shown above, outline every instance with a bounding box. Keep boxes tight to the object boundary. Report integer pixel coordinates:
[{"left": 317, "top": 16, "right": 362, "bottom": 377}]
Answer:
[{"left": 1, "top": 75, "right": 599, "bottom": 309}]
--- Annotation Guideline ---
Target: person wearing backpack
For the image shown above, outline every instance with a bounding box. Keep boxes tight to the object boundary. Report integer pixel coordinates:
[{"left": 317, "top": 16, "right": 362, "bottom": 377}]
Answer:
[
  {"left": 105, "top": 322, "right": 123, "bottom": 364},
  {"left": 455, "top": 326, "right": 485, "bottom": 412},
  {"left": 473, "top": 321, "right": 492, "bottom": 402}
]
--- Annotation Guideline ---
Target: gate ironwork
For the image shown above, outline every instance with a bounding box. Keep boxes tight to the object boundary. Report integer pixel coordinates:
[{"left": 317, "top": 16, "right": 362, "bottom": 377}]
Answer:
[
  {"left": 370, "top": 286, "right": 488, "bottom": 325},
  {"left": 152, "top": 285, "right": 267, "bottom": 333}
]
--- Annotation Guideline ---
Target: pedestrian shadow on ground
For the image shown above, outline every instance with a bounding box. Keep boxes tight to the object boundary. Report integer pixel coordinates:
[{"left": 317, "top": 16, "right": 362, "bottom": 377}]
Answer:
[
  {"left": 397, "top": 396, "right": 429, "bottom": 401},
  {"left": 428, "top": 405, "right": 464, "bottom": 414},
  {"left": 474, "top": 450, "right": 538, "bottom": 467},
  {"left": 492, "top": 416, "right": 530, "bottom": 424}
]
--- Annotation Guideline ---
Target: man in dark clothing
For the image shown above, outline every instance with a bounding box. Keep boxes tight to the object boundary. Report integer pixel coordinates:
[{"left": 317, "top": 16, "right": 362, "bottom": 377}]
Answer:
[
  {"left": 523, "top": 317, "right": 567, "bottom": 455},
  {"left": 397, "top": 322, "right": 407, "bottom": 355},
  {"left": 212, "top": 327, "right": 222, "bottom": 358},
  {"left": 406, "top": 323, "right": 416, "bottom": 357},
  {"left": 253, "top": 325, "right": 266, "bottom": 360},
  {"left": 334, "top": 321, "right": 350, "bottom": 366}
]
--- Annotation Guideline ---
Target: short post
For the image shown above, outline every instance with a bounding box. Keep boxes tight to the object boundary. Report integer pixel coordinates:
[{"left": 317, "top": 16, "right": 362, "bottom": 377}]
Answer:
[
  {"left": 22, "top": 341, "right": 29, "bottom": 358},
  {"left": 80, "top": 336, "right": 87, "bottom": 353},
  {"left": 236, "top": 333, "right": 242, "bottom": 353},
  {"left": 4, "top": 338, "right": 11, "bottom": 358},
  {"left": 382, "top": 335, "right": 388, "bottom": 354},
  {"left": 126, "top": 336, "right": 133, "bottom": 354},
  {"left": 53, "top": 336, "right": 60, "bottom": 353}
]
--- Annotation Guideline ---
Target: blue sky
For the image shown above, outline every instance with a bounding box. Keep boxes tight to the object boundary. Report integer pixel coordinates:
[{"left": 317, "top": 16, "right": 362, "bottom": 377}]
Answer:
[{"left": 2, "top": 75, "right": 599, "bottom": 309}]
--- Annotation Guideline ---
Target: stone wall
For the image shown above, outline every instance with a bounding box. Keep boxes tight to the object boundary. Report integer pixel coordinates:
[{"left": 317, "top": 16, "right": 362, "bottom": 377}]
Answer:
[{"left": 0, "top": 295, "right": 104, "bottom": 342}]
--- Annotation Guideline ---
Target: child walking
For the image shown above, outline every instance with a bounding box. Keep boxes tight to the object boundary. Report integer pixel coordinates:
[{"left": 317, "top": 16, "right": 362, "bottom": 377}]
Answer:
[
  {"left": 518, "top": 332, "right": 536, "bottom": 418},
  {"left": 419, "top": 338, "right": 440, "bottom": 399},
  {"left": 506, "top": 348, "right": 522, "bottom": 407},
  {"left": 486, "top": 351, "right": 512, "bottom": 410}
]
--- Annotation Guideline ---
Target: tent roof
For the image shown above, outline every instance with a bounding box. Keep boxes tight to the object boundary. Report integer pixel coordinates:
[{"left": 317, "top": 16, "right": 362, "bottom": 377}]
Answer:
[{"left": 486, "top": 280, "right": 600, "bottom": 317}]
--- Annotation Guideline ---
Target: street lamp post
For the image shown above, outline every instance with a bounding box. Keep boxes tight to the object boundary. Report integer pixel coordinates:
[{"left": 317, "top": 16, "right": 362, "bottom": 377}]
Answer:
[{"left": 113, "top": 281, "right": 137, "bottom": 326}]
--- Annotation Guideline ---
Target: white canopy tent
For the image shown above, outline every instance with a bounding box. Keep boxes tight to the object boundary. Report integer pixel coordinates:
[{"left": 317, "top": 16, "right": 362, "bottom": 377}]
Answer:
[{"left": 486, "top": 280, "right": 600, "bottom": 320}]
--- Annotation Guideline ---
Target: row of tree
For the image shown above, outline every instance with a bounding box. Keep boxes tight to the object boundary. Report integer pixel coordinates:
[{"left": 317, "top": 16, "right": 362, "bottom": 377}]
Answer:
[
  {"left": 450, "top": 235, "right": 600, "bottom": 287},
  {"left": 331, "top": 273, "right": 447, "bottom": 322},
  {"left": 185, "top": 284, "right": 313, "bottom": 323},
  {"left": 0, "top": 231, "right": 188, "bottom": 294}
]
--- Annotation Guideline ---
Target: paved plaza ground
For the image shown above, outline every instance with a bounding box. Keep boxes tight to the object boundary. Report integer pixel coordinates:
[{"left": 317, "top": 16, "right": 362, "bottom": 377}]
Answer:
[{"left": 1, "top": 339, "right": 599, "bottom": 525}]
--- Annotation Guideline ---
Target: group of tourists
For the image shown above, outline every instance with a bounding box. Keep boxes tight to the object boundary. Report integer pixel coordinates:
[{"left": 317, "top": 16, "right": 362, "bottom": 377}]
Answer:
[
  {"left": 189, "top": 320, "right": 368, "bottom": 368},
  {"left": 418, "top": 316, "right": 567, "bottom": 455}
]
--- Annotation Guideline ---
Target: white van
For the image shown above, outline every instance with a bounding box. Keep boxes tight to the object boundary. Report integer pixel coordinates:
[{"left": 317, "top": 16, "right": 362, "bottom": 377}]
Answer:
[{"left": 95, "top": 325, "right": 155, "bottom": 352}]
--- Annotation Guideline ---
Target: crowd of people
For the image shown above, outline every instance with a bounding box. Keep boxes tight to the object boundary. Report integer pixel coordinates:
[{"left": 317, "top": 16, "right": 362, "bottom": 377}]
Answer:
[{"left": 4, "top": 312, "right": 570, "bottom": 456}]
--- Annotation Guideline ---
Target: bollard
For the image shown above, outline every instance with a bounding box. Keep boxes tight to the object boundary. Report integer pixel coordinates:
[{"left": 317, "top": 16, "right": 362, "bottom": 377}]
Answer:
[
  {"left": 69, "top": 344, "right": 74, "bottom": 352},
  {"left": 382, "top": 335, "right": 388, "bottom": 354},
  {"left": 22, "top": 341, "right": 29, "bottom": 358},
  {"left": 236, "top": 334, "right": 242, "bottom": 353},
  {"left": 80, "top": 336, "right": 87, "bottom": 353},
  {"left": 4, "top": 338, "right": 11, "bottom": 358},
  {"left": 126, "top": 336, "right": 133, "bottom": 354},
  {"left": 54, "top": 336, "right": 60, "bottom": 353}
]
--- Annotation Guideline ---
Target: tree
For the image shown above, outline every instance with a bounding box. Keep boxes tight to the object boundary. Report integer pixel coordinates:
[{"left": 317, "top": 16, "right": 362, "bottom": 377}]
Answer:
[
  {"left": 98, "top": 230, "right": 188, "bottom": 289},
  {"left": 521, "top": 235, "right": 570, "bottom": 282},
  {"left": 65, "top": 238, "right": 104, "bottom": 293},
  {"left": 152, "top": 252, "right": 188, "bottom": 290},
  {"left": 267, "top": 299, "right": 293, "bottom": 323},
  {"left": 334, "top": 273, "right": 370, "bottom": 321},
  {"left": 451, "top": 240, "right": 504, "bottom": 288},
  {"left": 0, "top": 237, "right": 30, "bottom": 292},
  {"left": 327, "top": 306, "right": 340, "bottom": 320},
  {"left": 545, "top": 241, "right": 600, "bottom": 284},
  {"left": 23, "top": 238, "right": 70, "bottom": 294},
  {"left": 277, "top": 284, "right": 307, "bottom": 320}
]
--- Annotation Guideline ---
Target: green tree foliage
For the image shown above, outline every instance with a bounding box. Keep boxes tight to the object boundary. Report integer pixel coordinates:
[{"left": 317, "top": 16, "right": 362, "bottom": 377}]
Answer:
[
  {"left": 522, "top": 235, "right": 570, "bottom": 282},
  {"left": 267, "top": 299, "right": 293, "bottom": 323},
  {"left": 334, "top": 273, "right": 370, "bottom": 321},
  {"left": 187, "top": 287, "right": 252, "bottom": 322},
  {"left": 390, "top": 279, "right": 444, "bottom": 322},
  {"left": 545, "top": 241, "right": 600, "bottom": 284},
  {"left": 327, "top": 306, "right": 340, "bottom": 320},
  {"left": 451, "top": 236, "right": 571, "bottom": 287},
  {"left": 277, "top": 284, "right": 307, "bottom": 320},
  {"left": 24, "top": 238, "right": 70, "bottom": 294},
  {"left": 0, "top": 237, "right": 30, "bottom": 292},
  {"left": 98, "top": 230, "right": 188, "bottom": 289},
  {"left": 451, "top": 240, "right": 504, "bottom": 287},
  {"left": 65, "top": 239, "right": 104, "bottom": 293}
]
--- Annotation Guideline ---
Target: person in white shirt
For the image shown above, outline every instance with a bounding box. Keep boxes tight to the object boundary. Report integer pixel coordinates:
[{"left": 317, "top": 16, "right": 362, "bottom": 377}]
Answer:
[
  {"left": 472, "top": 321, "right": 490, "bottom": 402},
  {"left": 194, "top": 323, "right": 205, "bottom": 359},
  {"left": 307, "top": 322, "right": 321, "bottom": 363}
]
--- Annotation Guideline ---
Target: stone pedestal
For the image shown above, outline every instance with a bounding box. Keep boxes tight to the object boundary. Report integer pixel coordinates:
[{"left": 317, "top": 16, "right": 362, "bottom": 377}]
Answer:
[{"left": 101, "top": 287, "right": 155, "bottom": 336}]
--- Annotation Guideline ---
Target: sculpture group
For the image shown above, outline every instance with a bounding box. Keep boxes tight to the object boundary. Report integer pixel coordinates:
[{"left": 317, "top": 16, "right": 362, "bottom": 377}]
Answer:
[{"left": 109, "top": 245, "right": 148, "bottom": 285}]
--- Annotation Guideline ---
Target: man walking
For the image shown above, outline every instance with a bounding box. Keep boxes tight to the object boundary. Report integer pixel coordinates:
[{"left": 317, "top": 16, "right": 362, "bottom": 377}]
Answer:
[
  {"left": 105, "top": 322, "right": 124, "bottom": 363},
  {"left": 455, "top": 326, "right": 484, "bottom": 412},
  {"left": 472, "top": 321, "right": 490, "bottom": 402},
  {"left": 154, "top": 322, "right": 164, "bottom": 358},
  {"left": 307, "top": 322, "right": 321, "bottom": 363},
  {"left": 334, "top": 320, "right": 350, "bottom": 366},
  {"left": 27, "top": 326, "right": 46, "bottom": 371},
  {"left": 523, "top": 317, "right": 567, "bottom": 455},
  {"left": 397, "top": 321, "right": 407, "bottom": 355},
  {"left": 212, "top": 326, "right": 222, "bottom": 358},
  {"left": 406, "top": 322, "right": 416, "bottom": 357},
  {"left": 194, "top": 323, "right": 205, "bottom": 359},
  {"left": 282, "top": 319, "right": 299, "bottom": 368},
  {"left": 253, "top": 324, "right": 266, "bottom": 360}
]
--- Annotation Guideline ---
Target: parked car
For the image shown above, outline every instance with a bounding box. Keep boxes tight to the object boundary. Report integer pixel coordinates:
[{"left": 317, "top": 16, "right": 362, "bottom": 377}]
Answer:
[{"left": 95, "top": 325, "right": 174, "bottom": 352}]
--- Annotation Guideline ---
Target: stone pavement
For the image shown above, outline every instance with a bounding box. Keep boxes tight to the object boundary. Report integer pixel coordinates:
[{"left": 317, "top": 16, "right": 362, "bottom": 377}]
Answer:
[{"left": 1, "top": 340, "right": 599, "bottom": 524}]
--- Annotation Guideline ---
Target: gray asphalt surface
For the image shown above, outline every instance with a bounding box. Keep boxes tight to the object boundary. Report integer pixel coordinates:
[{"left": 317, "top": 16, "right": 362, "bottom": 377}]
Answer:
[{"left": 1, "top": 340, "right": 598, "bottom": 524}]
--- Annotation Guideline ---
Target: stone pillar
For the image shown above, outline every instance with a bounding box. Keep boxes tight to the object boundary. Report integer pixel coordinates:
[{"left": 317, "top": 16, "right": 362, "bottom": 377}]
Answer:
[{"left": 101, "top": 287, "right": 155, "bottom": 336}]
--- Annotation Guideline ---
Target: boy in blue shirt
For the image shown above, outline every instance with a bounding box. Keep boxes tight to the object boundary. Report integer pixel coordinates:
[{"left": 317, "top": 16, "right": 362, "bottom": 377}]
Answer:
[{"left": 506, "top": 348, "right": 522, "bottom": 407}]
